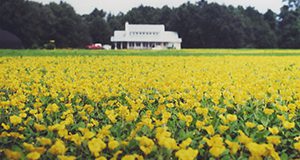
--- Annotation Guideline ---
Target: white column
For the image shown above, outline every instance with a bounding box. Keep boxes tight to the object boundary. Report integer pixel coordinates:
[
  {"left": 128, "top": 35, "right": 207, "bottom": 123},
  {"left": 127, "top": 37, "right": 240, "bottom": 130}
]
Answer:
[
  {"left": 134, "top": 42, "right": 136, "bottom": 49},
  {"left": 114, "top": 43, "right": 117, "bottom": 50},
  {"left": 120, "top": 43, "right": 123, "bottom": 49},
  {"left": 127, "top": 42, "right": 129, "bottom": 49}
]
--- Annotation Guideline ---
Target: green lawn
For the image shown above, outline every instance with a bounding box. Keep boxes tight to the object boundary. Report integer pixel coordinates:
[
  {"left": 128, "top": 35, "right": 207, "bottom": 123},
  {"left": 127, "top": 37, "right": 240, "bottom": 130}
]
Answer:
[{"left": 1, "top": 49, "right": 300, "bottom": 56}]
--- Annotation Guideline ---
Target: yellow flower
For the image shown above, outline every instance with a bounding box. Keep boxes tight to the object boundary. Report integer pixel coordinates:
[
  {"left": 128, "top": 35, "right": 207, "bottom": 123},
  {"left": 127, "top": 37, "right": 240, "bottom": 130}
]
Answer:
[
  {"left": 195, "top": 107, "right": 208, "bottom": 115},
  {"left": 121, "top": 154, "right": 144, "bottom": 160},
  {"left": 26, "top": 151, "right": 41, "bottom": 160},
  {"left": 283, "top": 121, "right": 295, "bottom": 129},
  {"left": 97, "top": 125, "right": 112, "bottom": 139},
  {"left": 95, "top": 156, "right": 107, "bottom": 160},
  {"left": 125, "top": 111, "right": 139, "bottom": 122},
  {"left": 219, "top": 125, "right": 229, "bottom": 133},
  {"left": 23, "top": 142, "right": 35, "bottom": 151},
  {"left": 246, "top": 142, "right": 267, "bottom": 159},
  {"left": 45, "top": 103, "right": 59, "bottom": 114},
  {"left": 1, "top": 123, "right": 10, "bottom": 130},
  {"left": 20, "top": 112, "right": 27, "bottom": 118},
  {"left": 196, "top": 121, "right": 205, "bottom": 130},
  {"left": 185, "top": 115, "right": 193, "bottom": 127},
  {"left": 36, "top": 137, "right": 52, "bottom": 146},
  {"left": 136, "top": 136, "right": 155, "bottom": 155},
  {"left": 179, "top": 138, "right": 192, "bottom": 149},
  {"left": 79, "top": 128, "right": 95, "bottom": 140},
  {"left": 204, "top": 134, "right": 225, "bottom": 157},
  {"left": 277, "top": 115, "right": 285, "bottom": 121},
  {"left": 67, "top": 133, "right": 83, "bottom": 146},
  {"left": 226, "top": 114, "right": 237, "bottom": 122},
  {"left": 159, "top": 137, "right": 178, "bottom": 150},
  {"left": 294, "top": 136, "right": 300, "bottom": 141},
  {"left": 265, "top": 144, "right": 280, "bottom": 160},
  {"left": 175, "top": 147, "right": 198, "bottom": 160},
  {"left": 245, "top": 122, "right": 256, "bottom": 128},
  {"left": 18, "top": 126, "right": 25, "bottom": 131},
  {"left": 204, "top": 125, "right": 215, "bottom": 135},
  {"left": 257, "top": 125, "right": 264, "bottom": 131},
  {"left": 88, "top": 138, "right": 106, "bottom": 157},
  {"left": 263, "top": 108, "right": 274, "bottom": 115},
  {"left": 34, "top": 123, "right": 47, "bottom": 131},
  {"left": 9, "top": 115, "right": 22, "bottom": 126},
  {"left": 58, "top": 155, "right": 77, "bottom": 160},
  {"left": 198, "top": 143, "right": 204, "bottom": 149},
  {"left": 29, "top": 109, "right": 38, "bottom": 115},
  {"left": 237, "top": 131, "right": 252, "bottom": 144},
  {"left": 108, "top": 139, "right": 119, "bottom": 150},
  {"left": 209, "top": 145, "right": 226, "bottom": 157},
  {"left": 219, "top": 115, "right": 228, "bottom": 124},
  {"left": 155, "top": 127, "right": 178, "bottom": 150},
  {"left": 111, "top": 151, "right": 123, "bottom": 160},
  {"left": 83, "top": 104, "right": 94, "bottom": 113},
  {"left": 266, "top": 136, "right": 281, "bottom": 145},
  {"left": 294, "top": 141, "right": 300, "bottom": 151},
  {"left": 225, "top": 140, "right": 240, "bottom": 154},
  {"left": 166, "top": 103, "right": 174, "bottom": 108},
  {"left": 4, "top": 149, "right": 21, "bottom": 160},
  {"left": 48, "top": 139, "right": 67, "bottom": 155},
  {"left": 268, "top": 127, "right": 279, "bottom": 135}
]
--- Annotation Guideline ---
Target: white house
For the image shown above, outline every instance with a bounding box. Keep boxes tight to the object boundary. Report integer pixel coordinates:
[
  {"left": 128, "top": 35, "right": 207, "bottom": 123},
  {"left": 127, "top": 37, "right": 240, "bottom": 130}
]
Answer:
[{"left": 111, "top": 22, "right": 182, "bottom": 50}]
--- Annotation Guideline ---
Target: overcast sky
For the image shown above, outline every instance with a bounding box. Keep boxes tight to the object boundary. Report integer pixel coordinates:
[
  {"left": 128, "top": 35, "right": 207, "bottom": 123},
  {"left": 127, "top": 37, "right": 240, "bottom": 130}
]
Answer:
[{"left": 29, "top": 0, "right": 284, "bottom": 15}]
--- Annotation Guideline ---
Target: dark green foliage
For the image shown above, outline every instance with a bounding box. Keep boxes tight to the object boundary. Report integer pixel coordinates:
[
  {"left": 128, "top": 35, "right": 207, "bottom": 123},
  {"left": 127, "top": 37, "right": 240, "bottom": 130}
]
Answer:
[
  {"left": 0, "top": 0, "right": 300, "bottom": 48},
  {"left": 47, "top": 2, "right": 92, "bottom": 48},
  {"left": 83, "top": 9, "right": 112, "bottom": 44},
  {"left": 278, "top": 5, "right": 300, "bottom": 48}
]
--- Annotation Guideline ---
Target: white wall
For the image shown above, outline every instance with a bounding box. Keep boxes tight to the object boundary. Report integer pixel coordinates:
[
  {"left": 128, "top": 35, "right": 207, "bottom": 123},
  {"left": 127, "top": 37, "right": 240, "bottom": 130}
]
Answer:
[{"left": 174, "top": 42, "right": 181, "bottom": 50}]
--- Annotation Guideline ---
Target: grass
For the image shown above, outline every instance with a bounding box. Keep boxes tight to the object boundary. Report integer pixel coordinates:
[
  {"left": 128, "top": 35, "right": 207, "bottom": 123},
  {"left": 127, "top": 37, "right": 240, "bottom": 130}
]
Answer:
[{"left": 1, "top": 49, "right": 300, "bottom": 57}]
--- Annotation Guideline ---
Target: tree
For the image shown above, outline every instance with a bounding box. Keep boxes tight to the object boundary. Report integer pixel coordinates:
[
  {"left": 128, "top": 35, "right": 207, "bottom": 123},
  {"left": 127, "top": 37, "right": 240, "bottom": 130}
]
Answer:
[
  {"left": 107, "top": 13, "right": 125, "bottom": 31},
  {"left": 124, "top": 5, "right": 161, "bottom": 24},
  {"left": 240, "top": 7, "right": 278, "bottom": 48},
  {"left": 169, "top": 2, "right": 247, "bottom": 48},
  {"left": 0, "top": 0, "right": 42, "bottom": 47},
  {"left": 278, "top": 5, "right": 300, "bottom": 48},
  {"left": 283, "top": 0, "right": 300, "bottom": 9},
  {"left": 264, "top": 9, "right": 278, "bottom": 30},
  {"left": 83, "top": 9, "right": 112, "bottom": 44},
  {"left": 0, "top": 0, "right": 295, "bottom": 48},
  {"left": 47, "top": 2, "right": 91, "bottom": 48}
]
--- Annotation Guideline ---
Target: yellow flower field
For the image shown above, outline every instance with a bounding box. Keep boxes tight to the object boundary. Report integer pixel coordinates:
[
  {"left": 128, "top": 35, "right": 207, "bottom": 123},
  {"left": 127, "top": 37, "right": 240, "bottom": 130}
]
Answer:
[{"left": 0, "top": 56, "right": 300, "bottom": 159}]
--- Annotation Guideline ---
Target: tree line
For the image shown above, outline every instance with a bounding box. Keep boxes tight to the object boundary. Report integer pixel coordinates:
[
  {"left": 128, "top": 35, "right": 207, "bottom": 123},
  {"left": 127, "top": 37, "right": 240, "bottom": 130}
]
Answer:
[{"left": 0, "top": 0, "right": 300, "bottom": 48}]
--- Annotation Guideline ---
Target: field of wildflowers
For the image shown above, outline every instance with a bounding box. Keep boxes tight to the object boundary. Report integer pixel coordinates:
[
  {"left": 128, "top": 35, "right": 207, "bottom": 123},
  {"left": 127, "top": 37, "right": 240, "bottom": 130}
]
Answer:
[{"left": 1, "top": 54, "right": 300, "bottom": 159}]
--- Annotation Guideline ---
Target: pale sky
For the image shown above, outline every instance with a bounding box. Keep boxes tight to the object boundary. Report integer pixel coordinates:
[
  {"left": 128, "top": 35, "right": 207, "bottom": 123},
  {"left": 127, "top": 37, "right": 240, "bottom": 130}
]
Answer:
[{"left": 29, "top": 0, "right": 284, "bottom": 15}]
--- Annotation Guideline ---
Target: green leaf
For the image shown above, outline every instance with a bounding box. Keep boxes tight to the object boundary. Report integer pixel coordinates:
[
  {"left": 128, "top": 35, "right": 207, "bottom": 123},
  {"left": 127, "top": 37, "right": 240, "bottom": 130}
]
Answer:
[
  {"left": 260, "top": 116, "right": 269, "bottom": 126},
  {"left": 78, "top": 121, "right": 86, "bottom": 128},
  {"left": 281, "top": 153, "right": 289, "bottom": 160}
]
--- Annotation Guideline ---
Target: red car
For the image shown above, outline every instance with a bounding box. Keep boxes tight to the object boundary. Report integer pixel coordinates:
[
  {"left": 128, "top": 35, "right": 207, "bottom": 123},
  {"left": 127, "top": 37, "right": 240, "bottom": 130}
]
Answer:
[{"left": 86, "top": 43, "right": 102, "bottom": 49}]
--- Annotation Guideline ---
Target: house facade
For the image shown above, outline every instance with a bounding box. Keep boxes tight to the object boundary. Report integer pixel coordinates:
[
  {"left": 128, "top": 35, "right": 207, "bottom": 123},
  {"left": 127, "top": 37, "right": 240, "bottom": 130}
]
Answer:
[{"left": 111, "top": 22, "right": 182, "bottom": 50}]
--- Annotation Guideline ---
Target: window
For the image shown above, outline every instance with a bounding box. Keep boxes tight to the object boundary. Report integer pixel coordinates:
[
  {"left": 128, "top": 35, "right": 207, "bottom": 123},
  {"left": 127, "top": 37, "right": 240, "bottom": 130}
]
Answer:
[
  {"left": 136, "top": 42, "right": 141, "bottom": 47},
  {"left": 129, "top": 42, "right": 134, "bottom": 47},
  {"left": 150, "top": 42, "right": 155, "bottom": 48},
  {"left": 143, "top": 42, "right": 148, "bottom": 47}
]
